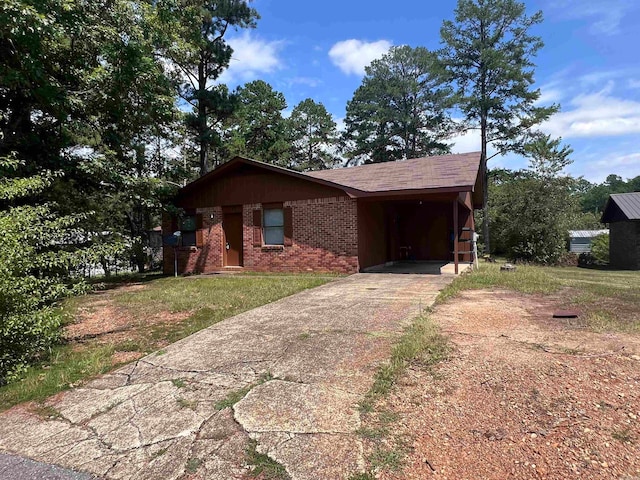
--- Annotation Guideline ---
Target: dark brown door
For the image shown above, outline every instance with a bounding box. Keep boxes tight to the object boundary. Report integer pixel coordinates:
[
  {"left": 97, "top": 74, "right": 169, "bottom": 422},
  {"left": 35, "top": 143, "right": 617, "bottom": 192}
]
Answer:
[{"left": 223, "top": 212, "right": 243, "bottom": 266}]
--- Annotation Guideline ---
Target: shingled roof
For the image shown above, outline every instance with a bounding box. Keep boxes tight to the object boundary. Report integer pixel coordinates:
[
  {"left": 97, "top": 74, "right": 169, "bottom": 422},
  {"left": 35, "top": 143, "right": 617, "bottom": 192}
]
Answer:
[
  {"left": 602, "top": 192, "right": 640, "bottom": 223},
  {"left": 306, "top": 152, "right": 482, "bottom": 194}
]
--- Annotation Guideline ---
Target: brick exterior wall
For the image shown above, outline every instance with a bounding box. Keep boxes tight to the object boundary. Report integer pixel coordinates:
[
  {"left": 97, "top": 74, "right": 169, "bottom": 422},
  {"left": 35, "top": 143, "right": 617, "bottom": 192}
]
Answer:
[
  {"left": 609, "top": 221, "right": 640, "bottom": 270},
  {"left": 163, "top": 197, "right": 359, "bottom": 274}
]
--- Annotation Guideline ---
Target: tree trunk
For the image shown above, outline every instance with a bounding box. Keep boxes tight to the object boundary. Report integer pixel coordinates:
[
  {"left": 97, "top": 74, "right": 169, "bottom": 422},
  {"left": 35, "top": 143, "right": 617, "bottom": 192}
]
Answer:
[
  {"left": 198, "top": 57, "right": 209, "bottom": 176},
  {"left": 481, "top": 115, "right": 490, "bottom": 255}
]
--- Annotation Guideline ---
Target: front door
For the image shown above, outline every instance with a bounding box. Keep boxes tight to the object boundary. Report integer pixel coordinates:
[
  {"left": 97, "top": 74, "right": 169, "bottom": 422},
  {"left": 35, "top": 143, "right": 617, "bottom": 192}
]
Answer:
[{"left": 223, "top": 212, "right": 243, "bottom": 266}]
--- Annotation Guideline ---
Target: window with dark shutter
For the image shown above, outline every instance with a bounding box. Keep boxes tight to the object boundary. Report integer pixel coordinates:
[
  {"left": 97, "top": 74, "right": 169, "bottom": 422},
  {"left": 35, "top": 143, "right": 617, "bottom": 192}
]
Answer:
[
  {"left": 263, "top": 208, "right": 284, "bottom": 245},
  {"left": 180, "top": 214, "right": 197, "bottom": 246}
]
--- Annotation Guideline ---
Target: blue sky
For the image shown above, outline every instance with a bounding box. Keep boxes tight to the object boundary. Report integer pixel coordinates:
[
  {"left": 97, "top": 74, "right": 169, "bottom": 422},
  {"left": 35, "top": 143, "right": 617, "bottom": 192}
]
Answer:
[{"left": 217, "top": 0, "right": 640, "bottom": 183}]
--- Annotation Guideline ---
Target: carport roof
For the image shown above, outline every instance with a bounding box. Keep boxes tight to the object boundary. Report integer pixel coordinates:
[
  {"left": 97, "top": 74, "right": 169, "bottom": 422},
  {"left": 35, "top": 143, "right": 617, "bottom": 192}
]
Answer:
[{"left": 306, "top": 152, "right": 482, "bottom": 194}]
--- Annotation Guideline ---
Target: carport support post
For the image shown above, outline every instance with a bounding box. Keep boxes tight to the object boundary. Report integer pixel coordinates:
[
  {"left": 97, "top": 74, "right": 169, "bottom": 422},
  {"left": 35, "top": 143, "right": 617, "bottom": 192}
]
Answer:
[{"left": 453, "top": 200, "right": 459, "bottom": 275}]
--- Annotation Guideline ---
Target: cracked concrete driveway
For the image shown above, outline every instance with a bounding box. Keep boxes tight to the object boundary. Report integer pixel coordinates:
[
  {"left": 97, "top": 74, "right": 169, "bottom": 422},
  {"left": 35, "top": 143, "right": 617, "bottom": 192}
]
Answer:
[{"left": 0, "top": 273, "right": 453, "bottom": 480}]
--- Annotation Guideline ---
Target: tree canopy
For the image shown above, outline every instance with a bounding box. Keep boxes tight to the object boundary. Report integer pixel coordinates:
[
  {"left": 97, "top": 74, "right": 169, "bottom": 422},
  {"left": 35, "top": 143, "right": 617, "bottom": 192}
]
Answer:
[
  {"left": 343, "top": 45, "right": 457, "bottom": 164},
  {"left": 226, "top": 80, "right": 291, "bottom": 167},
  {"left": 288, "top": 99, "right": 339, "bottom": 171}
]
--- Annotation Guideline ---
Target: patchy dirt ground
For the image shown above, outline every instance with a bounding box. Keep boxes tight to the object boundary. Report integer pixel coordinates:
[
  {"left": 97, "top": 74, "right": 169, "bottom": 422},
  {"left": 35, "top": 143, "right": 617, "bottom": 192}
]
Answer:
[
  {"left": 366, "top": 289, "right": 640, "bottom": 480},
  {"left": 64, "top": 284, "right": 190, "bottom": 347}
]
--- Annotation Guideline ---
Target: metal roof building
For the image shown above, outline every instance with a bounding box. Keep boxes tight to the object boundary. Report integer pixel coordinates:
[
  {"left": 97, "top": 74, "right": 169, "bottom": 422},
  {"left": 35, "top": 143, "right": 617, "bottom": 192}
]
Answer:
[{"left": 601, "top": 192, "right": 640, "bottom": 270}]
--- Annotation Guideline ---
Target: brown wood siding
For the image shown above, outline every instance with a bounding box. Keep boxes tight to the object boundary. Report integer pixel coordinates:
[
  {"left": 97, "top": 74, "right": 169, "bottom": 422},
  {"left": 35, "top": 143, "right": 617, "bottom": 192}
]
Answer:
[
  {"left": 357, "top": 201, "right": 387, "bottom": 269},
  {"left": 177, "top": 164, "right": 347, "bottom": 209}
]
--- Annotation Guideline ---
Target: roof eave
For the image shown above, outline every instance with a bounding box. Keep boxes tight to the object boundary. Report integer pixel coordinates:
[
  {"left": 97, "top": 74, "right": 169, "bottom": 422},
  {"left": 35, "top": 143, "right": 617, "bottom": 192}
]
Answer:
[{"left": 353, "top": 185, "right": 475, "bottom": 198}]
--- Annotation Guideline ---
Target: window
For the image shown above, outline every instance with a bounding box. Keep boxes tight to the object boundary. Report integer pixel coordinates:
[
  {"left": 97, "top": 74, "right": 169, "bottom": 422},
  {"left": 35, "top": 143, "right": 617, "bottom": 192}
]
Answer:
[
  {"left": 180, "top": 215, "right": 197, "bottom": 246},
  {"left": 263, "top": 208, "right": 284, "bottom": 245}
]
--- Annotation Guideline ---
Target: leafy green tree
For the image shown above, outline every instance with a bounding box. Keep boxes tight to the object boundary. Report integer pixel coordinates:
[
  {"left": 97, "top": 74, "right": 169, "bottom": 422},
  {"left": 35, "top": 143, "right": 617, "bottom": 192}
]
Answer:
[
  {"left": 1, "top": 0, "right": 182, "bottom": 273},
  {"left": 153, "top": 0, "right": 259, "bottom": 175},
  {"left": 288, "top": 99, "right": 338, "bottom": 171},
  {"left": 489, "top": 136, "right": 578, "bottom": 263},
  {"left": 0, "top": 157, "right": 96, "bottom": 383},
  {"left": 343, "top": 45, "right": 456, "bottom": 164},
  {"left": 590, "top": 234, "right": 609, "bottom": 265},
  {"left": 226, "top": 80, "right": 291, "bottom": 166},
  {"left": 439, "top": 0, "right": 559, "bottom": 253}
]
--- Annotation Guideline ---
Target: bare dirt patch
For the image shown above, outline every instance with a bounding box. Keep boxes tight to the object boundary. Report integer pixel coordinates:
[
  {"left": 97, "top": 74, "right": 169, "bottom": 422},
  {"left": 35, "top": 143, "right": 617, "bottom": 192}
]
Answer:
[
  {"left": 64, "top": 284, "right": 191, "bottom": 345},
  {"left": 366, "top": 289, "right": 640, "bottom": 480}
]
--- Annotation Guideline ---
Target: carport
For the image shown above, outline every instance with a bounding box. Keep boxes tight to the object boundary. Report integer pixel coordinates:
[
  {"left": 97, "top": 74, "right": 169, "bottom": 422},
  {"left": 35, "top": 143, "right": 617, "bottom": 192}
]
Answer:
[
  {"left": 308, "top": 154, "right": 483, "bottom": 275},
  {"left": 356, "top": 192, "right": 476, "bottom": 273}
]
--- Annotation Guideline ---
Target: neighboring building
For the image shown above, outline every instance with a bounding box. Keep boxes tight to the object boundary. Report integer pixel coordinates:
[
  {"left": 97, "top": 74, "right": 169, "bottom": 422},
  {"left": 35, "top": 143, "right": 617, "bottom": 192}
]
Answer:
[
  {"left": 601, "top": 192, "right": 640, "bottom": 270},
  {"left": 568, "top": 230, "right": 609, "bottom": 254},
  {"left": 163, "top": 152, "right": 483, "bottom": 275}
]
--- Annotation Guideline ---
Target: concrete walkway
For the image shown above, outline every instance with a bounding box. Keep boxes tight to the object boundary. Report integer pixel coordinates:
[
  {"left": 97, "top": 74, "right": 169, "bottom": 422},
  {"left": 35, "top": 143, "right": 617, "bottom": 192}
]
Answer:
[{"left": 0, "top": 273, "right": 454, "bottom": 480}]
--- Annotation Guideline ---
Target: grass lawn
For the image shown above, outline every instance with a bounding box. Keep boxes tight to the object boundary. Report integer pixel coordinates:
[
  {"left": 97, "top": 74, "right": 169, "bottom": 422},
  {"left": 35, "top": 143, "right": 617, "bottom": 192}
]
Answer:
[
  {"left": 438, "top": 263, "right": 640, "bottom": 333},
  {"left": 0, "top": 273, "right": 332, "bottom": 411}
]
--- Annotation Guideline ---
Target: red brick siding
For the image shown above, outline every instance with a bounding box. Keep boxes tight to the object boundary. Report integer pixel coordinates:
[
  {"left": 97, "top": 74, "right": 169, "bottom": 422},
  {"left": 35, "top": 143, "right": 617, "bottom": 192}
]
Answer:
[
  {"left": 162, "top": 206, "right": 224, "bottom": 275},
  {"left": 163, "top": 197, "right": 359, "bottom": 274}
]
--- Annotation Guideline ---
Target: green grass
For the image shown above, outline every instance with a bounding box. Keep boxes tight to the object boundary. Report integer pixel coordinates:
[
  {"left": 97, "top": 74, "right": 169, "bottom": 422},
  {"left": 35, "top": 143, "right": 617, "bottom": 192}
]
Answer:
[
  {"left": 612, "top": 428, "right": 634, "bottom": 443},
  {"left": 171, "top": 378, "right": 186, "bottom": 388},
  {"left": 348, "top": 474, "right": 376, "bottom": 480},
  {"left": 359, "top": 314, "right": 448, "bottom": 413},
  {"left": 0, "top": 344, "right": 117, "bottom": 409},
  {"left": 214, "top": 372, "right": 274, "bottom": 410},
  {"left": 0, "top": 275, "right": 331, "bottom": 412},
  {"left": 246, "top": 439, "right": 291, "bottom": 479},
  {"left": 185, "top": 457, "right": 202, "bottom": 473},
  {"left": 368, "top": 446, "right": 405, "bottom": 471},
  {"left": 113, "top": 276, "right": 329, "bottom": 315}
]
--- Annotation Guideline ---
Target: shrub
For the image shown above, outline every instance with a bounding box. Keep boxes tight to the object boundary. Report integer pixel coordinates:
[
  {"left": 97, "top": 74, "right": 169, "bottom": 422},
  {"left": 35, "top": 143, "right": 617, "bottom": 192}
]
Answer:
[
  {"left": 590, "top": 234, "right": 609, "bottom": 265},
  {"left": 0, "top": 159, "right": 90, "bottom": 384},
  {"left": 578, "top": 252, "right": 596, "bottom": 267}
]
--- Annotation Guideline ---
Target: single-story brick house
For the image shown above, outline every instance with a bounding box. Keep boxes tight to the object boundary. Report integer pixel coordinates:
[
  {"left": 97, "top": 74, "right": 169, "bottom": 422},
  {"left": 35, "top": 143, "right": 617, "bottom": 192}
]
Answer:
[
  {"left": 163, "top": 152, "right": 483, "bottom": 275},
  {"left": 601, "top": 192, "right": 640, "bottom": 270}
]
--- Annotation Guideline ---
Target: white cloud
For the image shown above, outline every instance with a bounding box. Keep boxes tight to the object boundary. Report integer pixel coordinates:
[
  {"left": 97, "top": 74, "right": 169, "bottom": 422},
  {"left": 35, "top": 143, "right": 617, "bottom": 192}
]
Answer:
[
  {"left": 217, "top": 32, "right": 284, "bottom": 85},
  {"left": 449, "top": 128, "right": 480, "bottom": 155},
  {"left": 535, "top": 84, "right": 564, "bottom": 105},
  {"left": 542, "top": 86, "right": 640, "bottom": 138},
  {"left": 547, "top": 0, "right": 636, "bottom": 35},
  {"left": 573, "top": 150, "right": 640, "bottom": 182},
  {"left": 628, "top": 79, "right": 640, "bottom": 89},
  {"left": 328, "top": 39, "right": 392, "bottom": 76},
  {"left": 288, "top": 76, "right": 322, "bottom": 88}
]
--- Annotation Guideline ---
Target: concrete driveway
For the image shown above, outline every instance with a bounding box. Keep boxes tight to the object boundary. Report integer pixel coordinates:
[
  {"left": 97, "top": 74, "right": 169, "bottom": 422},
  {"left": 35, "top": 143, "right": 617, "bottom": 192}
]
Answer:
[{"left": 0, "top": 273, "right": 454, "bottom": 480}]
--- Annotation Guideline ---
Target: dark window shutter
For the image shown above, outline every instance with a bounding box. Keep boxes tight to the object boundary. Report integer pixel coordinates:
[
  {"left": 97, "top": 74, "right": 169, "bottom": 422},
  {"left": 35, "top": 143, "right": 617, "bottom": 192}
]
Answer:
[
  {"left": 252, "top": 209, "right": 262, "bottom": 247},
  {"left": 283, "top": 207, "right": 293, "bottom": 247},
  {"left": 195, "top": 213, "right": 204, "bottom": 247}
]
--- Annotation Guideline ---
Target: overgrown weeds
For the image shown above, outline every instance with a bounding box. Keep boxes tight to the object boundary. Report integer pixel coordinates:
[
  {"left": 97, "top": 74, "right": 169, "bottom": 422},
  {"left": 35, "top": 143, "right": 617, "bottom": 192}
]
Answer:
[
  {"left": 246, "top": 439, "right": 291, "bottom": 479},
  {"left": 359, "top": 314, "right": 448, "bottom": 413}
]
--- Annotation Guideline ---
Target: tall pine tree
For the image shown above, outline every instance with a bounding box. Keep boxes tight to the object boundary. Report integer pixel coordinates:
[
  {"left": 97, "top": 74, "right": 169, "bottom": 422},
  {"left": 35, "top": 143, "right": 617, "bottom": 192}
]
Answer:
[{"left": 438, "top": 0, "right": 558, "bottom": 253}]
